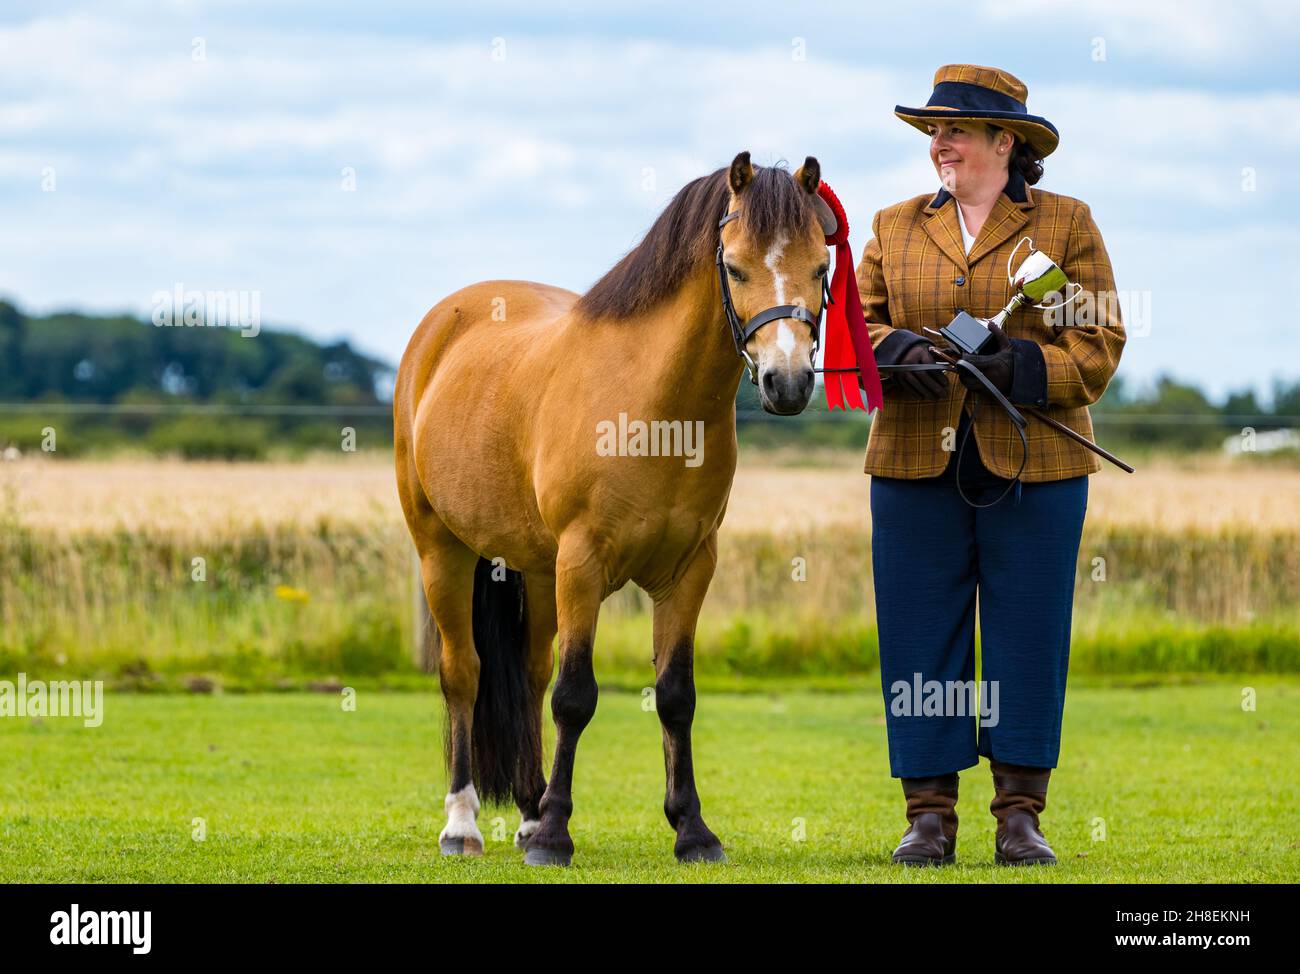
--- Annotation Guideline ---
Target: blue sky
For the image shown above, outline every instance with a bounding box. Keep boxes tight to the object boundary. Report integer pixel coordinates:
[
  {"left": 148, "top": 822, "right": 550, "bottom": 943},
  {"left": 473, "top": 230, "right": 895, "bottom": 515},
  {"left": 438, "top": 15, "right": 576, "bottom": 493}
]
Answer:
[{"left": 2, "top": 0, "right": 1298, "bottom": 401}]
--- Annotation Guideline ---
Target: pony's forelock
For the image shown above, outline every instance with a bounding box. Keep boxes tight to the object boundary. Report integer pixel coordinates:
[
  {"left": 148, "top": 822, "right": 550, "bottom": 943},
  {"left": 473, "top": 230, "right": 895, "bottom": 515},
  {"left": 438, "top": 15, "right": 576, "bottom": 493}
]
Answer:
[{"left": 576, "top": 161, "right": 814, "bottom": 321}]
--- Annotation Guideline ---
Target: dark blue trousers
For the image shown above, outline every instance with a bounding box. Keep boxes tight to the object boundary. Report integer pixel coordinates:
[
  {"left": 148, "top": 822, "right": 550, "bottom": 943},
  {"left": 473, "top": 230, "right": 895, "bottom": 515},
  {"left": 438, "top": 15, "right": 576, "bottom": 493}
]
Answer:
[{"left": 870, "top": 475, "right": 1089, "bottom": 777}]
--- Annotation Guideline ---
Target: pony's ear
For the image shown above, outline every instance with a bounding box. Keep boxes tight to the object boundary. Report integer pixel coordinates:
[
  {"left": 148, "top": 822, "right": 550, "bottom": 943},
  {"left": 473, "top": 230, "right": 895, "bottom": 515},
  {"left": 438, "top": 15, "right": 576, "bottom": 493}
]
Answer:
[
  {"left": 797, "top": 156, "right": 837, "bottom": 236},
  {"left": 810, "top": 195, "right": 837, "bottom": 236},
  {"left": 728, "top": 151, "right": 753, "bottom": 194},
  {"left": 794, "top": 155, "right": 821, "bottom": 195}
]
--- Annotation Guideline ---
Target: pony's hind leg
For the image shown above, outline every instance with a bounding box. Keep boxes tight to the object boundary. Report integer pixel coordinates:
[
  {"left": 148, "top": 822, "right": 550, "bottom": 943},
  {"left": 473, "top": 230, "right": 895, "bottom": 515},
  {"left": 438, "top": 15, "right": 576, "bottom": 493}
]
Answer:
[
  {"left": 653, "top": 533, "right": 725, "bottom": 863},
  {"left": 415, "top": 529, "right": 484, "bottom": 856},
  {"left": 524, "top": 535, "right": 604, "bottom": 866},
  {"left": 514, "top": 572, "right": 557, "bottom": 849}
]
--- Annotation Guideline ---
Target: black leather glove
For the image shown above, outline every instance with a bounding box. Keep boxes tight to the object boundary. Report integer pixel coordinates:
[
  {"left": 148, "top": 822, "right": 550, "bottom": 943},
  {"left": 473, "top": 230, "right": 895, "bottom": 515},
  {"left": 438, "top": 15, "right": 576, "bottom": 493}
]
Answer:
[
  {"left": 957, "top": 321, "right": 1014, "bottom": 395},
  {"left": 895, "top": 342, "right": 948, "bottom": 399}
]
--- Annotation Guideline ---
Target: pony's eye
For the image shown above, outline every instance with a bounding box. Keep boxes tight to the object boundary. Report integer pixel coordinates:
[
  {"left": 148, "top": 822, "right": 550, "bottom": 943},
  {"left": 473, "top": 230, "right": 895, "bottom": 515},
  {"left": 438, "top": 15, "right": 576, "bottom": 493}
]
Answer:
[
  {"left": 726, "top": 264, "right": 746, "bottom": 283},
  {"left": 814, "top": 265, "right": 829, "bottom": 280}
]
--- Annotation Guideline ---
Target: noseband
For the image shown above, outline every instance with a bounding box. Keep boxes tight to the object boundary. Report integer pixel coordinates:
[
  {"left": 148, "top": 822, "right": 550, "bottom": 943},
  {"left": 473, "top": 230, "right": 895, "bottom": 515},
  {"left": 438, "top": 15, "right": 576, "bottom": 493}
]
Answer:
[{"left": 716, "top": 209, "right": 830, "bottom": 385}]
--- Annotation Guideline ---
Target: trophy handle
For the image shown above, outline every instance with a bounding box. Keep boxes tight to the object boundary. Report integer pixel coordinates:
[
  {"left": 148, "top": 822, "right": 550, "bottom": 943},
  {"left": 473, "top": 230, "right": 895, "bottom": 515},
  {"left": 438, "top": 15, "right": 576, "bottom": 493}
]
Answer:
[
  {"left": 1006, "top": 236, "right": 1033, "bottom": 286},
  {"left": 1030, "top": 280, "right": 1083, "bottom": 311}
]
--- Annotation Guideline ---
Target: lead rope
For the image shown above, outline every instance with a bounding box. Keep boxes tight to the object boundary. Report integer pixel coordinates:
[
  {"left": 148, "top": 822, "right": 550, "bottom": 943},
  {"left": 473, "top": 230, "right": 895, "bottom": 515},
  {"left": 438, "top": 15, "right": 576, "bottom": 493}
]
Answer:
[{"left": 950, "top": 359, "right": 1030, "bottom": 509}]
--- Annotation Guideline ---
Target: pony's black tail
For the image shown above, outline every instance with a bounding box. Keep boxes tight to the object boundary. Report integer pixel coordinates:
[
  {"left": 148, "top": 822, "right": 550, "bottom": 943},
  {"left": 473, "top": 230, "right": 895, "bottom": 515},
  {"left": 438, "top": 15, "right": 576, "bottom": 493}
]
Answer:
[{"left": 464, "top": 556, "right": 540, "bottom": 805}]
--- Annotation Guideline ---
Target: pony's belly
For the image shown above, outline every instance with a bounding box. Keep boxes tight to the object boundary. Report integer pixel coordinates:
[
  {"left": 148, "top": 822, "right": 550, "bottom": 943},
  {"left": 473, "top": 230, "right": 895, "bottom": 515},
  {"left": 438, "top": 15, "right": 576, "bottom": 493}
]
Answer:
[
  {"left": 581, "top": 497, "right": 719, "bottom": 596},
  {"left": 428, "top": 499, "right": 557, "bottom": 574},
  {"left": 420, "top": 456, "right": 557, "bottom": 573},
  {"left": 531, "top": 428, "right": 736, "bottom": 596},
  {"left": 439, "top": 506, "right": 557, "bottom": 574},
  {"left": 415, "top": 397, "right": 557, "bottom": 573}
]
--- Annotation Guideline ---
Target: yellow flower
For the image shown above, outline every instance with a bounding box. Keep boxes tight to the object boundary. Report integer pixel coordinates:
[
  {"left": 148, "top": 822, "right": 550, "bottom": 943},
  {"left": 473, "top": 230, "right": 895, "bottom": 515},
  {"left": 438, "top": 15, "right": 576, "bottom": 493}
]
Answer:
[{"left": 275, "top": 585, "right": 310, "bottom": 604}]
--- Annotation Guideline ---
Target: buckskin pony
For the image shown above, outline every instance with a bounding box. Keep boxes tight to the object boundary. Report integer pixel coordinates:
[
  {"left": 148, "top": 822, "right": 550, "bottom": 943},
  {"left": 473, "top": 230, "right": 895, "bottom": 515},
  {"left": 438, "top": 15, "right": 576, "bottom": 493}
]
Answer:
[{"left": 394, "top": 151, "right": 837, "bottom": 865}]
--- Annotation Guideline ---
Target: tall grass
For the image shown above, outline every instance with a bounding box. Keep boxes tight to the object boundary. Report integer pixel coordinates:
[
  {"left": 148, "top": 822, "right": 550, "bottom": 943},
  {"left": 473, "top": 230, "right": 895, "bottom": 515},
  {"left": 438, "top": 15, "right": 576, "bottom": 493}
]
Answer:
[{"left": 1, "top": 457, "right": 1296, "bottom": 687}]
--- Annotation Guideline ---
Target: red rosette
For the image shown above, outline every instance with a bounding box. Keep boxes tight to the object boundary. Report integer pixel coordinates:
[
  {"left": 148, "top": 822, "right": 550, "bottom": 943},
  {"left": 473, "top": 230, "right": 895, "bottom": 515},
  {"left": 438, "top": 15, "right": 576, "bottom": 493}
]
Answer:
[{"left": 816, "top": 180, "right": 883, "bottom": 413}]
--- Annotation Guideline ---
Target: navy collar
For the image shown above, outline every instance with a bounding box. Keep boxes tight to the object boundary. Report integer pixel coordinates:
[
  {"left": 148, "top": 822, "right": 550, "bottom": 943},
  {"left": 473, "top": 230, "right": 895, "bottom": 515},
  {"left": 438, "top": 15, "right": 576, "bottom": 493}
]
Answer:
[{"left": 928, "top": 165, "right": 1028, "bottom": 209}]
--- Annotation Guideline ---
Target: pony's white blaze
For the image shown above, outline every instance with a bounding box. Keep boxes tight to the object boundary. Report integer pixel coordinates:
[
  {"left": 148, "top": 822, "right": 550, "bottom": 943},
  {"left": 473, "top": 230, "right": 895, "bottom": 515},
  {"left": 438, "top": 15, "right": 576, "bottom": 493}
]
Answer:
[
  {"left": 775, "top": 321, "right": 797, "bottom": 359},
  {"left": 440, "top": 784, "right": 482, "bottom": 841},
  {"left": 763, "top": 232, "right": 797, "bottom": 363},
  {"left": 764, "top": 232, "right": 789, "bottom": 305}
]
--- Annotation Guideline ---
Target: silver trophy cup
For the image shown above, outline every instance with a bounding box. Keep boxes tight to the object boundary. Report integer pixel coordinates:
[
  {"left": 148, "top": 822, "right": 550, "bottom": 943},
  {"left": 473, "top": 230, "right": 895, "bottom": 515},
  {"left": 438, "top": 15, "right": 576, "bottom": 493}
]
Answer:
[
  {"left": 935, "top": 237, "right": 1083, "bottom": 355},
  {"left": 987, "top": 237, "right": 1083, "bottom": 328}
]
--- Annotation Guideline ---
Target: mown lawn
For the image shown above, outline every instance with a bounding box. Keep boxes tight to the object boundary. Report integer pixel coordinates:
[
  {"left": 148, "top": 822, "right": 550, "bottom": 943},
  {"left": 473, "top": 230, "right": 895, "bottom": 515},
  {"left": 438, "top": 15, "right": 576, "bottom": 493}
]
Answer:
[{"left": 1, "top": 679, "right": 1296, "bottom": 883}]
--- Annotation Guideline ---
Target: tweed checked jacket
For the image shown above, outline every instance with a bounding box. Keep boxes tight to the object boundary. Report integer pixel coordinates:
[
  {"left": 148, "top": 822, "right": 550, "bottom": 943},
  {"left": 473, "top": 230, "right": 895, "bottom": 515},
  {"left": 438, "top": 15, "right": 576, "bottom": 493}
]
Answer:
[{"left": 857, "top": 171, "right": 1125, "bottom": 481}]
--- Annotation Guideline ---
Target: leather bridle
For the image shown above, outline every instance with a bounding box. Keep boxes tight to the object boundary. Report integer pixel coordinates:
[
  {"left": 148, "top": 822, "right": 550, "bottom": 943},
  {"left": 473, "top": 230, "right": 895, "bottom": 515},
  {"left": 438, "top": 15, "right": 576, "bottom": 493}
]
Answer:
[{"left": 716, "top": 209, "right": 830, "bottom": 385}]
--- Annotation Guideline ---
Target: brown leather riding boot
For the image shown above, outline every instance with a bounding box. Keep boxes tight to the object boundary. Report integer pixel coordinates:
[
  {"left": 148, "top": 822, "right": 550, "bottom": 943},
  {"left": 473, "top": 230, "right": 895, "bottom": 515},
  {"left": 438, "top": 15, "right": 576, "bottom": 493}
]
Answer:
[
  {"left": 989, "top": 759, "right": 1057, "bottom": 866},
  {"left": 891, "top": 772, "right": 958, "bottom": 866}
]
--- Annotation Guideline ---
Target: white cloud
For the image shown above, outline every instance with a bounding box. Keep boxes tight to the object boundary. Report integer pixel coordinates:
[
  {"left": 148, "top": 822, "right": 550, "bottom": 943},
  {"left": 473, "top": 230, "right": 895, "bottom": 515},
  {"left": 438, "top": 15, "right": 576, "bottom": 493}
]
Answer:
[
  {"left": 980, "top": 0, "right": 1300, "bottom": 63},
  {"left": 0, "top": 5, "right": 1296, "bottom": 398}
]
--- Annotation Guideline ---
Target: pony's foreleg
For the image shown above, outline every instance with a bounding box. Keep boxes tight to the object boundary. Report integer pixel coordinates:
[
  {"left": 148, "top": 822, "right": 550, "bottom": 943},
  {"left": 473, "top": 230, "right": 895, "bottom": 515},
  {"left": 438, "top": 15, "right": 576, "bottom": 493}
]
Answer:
[
  {"left": 653, "top": 534, "right": 725, "bottom": 863},
  {"left": 524, "top": 537, "right": 603, "bottom": 866},
  {"left": 515, "top": 572, "right": 557, "bottom": 849},
  {"left": 418, "top": 538, "right": 485, "bottom": 856}
]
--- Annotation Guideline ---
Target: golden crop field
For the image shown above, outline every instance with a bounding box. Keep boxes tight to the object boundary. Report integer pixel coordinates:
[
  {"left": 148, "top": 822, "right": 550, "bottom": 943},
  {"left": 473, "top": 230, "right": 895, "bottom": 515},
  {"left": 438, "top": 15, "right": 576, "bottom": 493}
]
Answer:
[
  {"left": 2, "top": 452, "right": 1297, "bottom": 685},
  {"left": 4, "top": 451, "right": 1297, "bottom": 537}
]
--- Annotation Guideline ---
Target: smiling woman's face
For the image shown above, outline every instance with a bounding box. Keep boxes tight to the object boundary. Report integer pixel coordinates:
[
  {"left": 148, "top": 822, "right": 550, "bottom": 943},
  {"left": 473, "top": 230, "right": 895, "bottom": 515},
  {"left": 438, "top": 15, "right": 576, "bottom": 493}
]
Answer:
[{"left": 927, "top": 119, "right": 1014, "bottom": 198}]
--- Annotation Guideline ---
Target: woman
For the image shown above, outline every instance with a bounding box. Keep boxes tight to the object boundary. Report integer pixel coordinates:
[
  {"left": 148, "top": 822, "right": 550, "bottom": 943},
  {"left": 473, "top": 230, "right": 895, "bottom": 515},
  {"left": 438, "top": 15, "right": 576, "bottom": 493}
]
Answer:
[{"left": 856, "top": 64, "right": 1125, "bottom": 866}]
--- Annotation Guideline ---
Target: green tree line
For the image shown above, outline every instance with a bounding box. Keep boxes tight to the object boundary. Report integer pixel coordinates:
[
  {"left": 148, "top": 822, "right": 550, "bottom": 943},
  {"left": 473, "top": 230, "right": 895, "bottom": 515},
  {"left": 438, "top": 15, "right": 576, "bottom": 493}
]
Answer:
[
  {"left": 0, "top": 299, "right": 393, "bottom": 458},
  {"left": 1, "top": 299, "right": 1295, "bottom": 457}
]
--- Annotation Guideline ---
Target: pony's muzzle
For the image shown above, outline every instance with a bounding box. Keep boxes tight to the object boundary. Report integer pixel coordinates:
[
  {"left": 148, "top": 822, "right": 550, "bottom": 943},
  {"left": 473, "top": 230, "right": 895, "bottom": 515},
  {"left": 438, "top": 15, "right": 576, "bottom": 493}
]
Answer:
[{"left": 759, "top": 364, "right": 814, "bottom": 415}]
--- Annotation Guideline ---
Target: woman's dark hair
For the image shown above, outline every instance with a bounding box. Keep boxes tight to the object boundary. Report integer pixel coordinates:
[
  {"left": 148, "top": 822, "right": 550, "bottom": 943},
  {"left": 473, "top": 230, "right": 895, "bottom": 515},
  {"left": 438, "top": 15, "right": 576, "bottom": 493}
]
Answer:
[{"left": 986, "top": 124, "right": 1044, "bottom": 185}]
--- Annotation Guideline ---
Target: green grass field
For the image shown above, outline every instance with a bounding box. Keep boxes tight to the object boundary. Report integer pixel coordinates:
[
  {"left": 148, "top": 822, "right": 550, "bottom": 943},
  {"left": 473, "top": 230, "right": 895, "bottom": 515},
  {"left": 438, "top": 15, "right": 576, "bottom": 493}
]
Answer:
[{"left": 2, "top": 678, "right": 1296, "bottom": 883}]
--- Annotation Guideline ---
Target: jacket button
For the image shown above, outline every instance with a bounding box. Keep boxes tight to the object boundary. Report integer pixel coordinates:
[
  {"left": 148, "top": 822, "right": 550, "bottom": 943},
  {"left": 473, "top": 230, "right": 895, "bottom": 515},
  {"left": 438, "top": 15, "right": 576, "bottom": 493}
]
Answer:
[{"left": 955, "top": 275, "right": 966, "bottom": 286}]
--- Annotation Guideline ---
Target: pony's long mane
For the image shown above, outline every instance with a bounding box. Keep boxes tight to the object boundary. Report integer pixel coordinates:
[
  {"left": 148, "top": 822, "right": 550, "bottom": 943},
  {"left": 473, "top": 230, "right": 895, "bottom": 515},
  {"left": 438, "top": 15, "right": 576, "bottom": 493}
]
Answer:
[{"left": 576, "top": 162, "right": 814, "bottom": 320}]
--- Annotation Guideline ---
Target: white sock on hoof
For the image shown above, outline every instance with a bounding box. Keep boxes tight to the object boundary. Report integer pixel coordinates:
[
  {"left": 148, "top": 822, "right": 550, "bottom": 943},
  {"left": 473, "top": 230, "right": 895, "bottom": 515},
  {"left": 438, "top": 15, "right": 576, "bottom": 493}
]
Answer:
[
  {"left": 439, "top": 785, "right": 483, "bottom": 844},
  {"left": 514, "top": 818, "right": 541, "bottom": 847}
]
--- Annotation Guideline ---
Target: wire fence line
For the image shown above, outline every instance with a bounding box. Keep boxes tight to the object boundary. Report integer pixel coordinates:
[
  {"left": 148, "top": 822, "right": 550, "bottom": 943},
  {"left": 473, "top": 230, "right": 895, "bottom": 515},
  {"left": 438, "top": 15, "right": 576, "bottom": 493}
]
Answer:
[
  {"left": 0, "top": 401, "right": 1296, "bottom": 426},
  {"left": 739, "top": 412, "right": 1300, "bottom": 426},
  {"left": 0, "top": 402, "right": 392, "bottom": 416}
]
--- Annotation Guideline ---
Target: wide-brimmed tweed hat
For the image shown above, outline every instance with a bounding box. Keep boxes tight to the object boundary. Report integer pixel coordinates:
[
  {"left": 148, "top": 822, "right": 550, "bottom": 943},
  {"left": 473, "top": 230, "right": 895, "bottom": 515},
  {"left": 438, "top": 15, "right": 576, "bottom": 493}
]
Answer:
[{"left": 895, "top": 63, "right": 1059, "bottom": 158}]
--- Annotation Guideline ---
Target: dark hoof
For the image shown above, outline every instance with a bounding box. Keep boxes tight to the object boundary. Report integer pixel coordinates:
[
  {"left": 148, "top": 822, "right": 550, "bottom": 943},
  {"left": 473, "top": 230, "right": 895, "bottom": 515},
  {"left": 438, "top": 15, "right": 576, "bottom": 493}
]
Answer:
[
  {"left": 524, "top": 845, "right": 572, "bottom": 867},
  {"left": 439, "top": 835, "right": 484, "bottom": 857},
  {"left": 676, "top": 843, "right": 726, "bottom": 864}
]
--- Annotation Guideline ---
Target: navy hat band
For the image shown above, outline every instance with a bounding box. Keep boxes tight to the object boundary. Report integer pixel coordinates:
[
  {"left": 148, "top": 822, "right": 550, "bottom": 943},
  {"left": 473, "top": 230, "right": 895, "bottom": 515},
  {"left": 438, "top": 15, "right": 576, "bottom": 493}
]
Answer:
[{"left": 926, "top": 81, "right": 1027, "bottom": 115}]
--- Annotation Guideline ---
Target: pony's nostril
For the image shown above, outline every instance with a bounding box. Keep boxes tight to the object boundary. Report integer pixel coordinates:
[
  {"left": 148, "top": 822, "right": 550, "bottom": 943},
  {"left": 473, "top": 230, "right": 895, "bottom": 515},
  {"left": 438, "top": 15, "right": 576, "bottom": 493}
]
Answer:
[{"left": 761, "top": 371, "right": 778, "bottom": 398}]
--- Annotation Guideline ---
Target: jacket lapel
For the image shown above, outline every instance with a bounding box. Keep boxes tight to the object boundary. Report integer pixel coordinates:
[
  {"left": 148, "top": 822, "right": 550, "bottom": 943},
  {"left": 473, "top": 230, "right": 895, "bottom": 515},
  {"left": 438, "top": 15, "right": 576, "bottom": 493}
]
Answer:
[
  {"left": 922, "top": 200, "right": 969, "bottom": 274},
  {"left": 966, "top": 192, "right": 1031, "bottom": 267}
]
